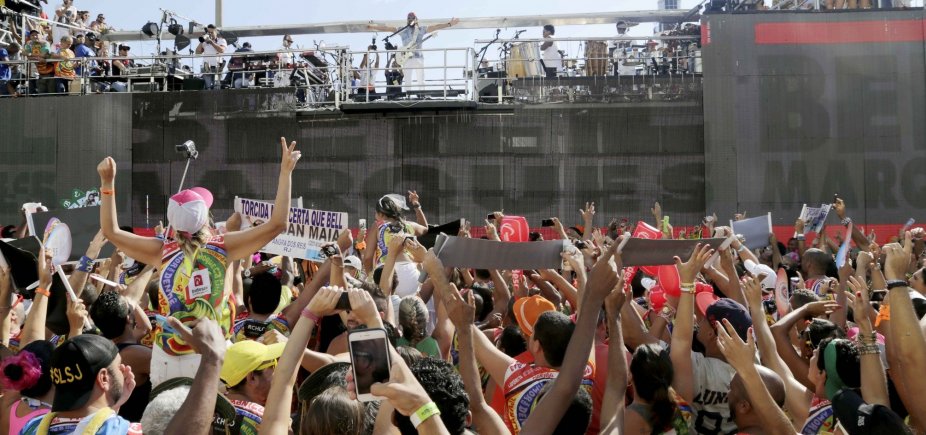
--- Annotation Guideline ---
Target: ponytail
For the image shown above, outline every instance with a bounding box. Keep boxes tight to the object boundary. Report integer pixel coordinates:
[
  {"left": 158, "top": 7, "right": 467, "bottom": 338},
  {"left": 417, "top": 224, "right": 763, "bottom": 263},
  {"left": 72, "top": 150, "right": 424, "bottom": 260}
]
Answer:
[
  {"left": 398, "top": 296, "right": 428, "bottom": 345},
  {"left": 648, "top": 385, "right": 676, "bottom": 434}
]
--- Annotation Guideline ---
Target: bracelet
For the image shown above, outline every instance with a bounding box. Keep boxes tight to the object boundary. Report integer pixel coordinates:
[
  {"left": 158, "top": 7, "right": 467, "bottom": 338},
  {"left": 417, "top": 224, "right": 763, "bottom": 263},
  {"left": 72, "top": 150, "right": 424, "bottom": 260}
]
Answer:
[
  {"left": 410, "top": 203, "right": 421, "bottom": 209},
  {"left": 841, "top": 217, "right": 852, "bottom": 226},
  {"left": 856, "top": 332, "right": 877, "bottom": 346},
  {"left": 301, "top": 307, "right": 320, "bottom": 325},
  {"left": 737, "top": 245, "right": 748, "bottom": 253},
  {"left": 410, "top": 401, "right": 441, "bottom": 428},
  {"left": 886, "top": 280, "right": 909, "bottom": 290},
  {"left": 795, "top": 234, "right": 805, "bottom": 241},
  {"left": 34, "top": 287, "right": 50, "bottom": 297},
  {"left": 679, "top": 283, "right": 695, "bottom": 294},
  {"left": 100, "top": 188, "right": 114, "bottom": 195},
  {"left": 77, "top": 255, "right": 94, "bottom": 273},
  {"left": 858, "top": 343, "right": 881, "bottom": 355}
]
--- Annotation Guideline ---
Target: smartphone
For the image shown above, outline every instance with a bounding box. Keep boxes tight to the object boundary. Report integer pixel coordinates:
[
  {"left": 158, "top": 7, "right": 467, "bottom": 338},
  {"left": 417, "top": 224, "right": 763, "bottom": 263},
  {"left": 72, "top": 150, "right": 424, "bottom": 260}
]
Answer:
[
  {"left": 359, "top": 219, "right": 367, "bottom": 233},
  {"left": 486, "top": 213, "right": 496, "bottom": 221},
  {"left": 541, "top": 218, "right": 555, "bottom": 227},
  {"left": 335, "top": 291, "right": 351, "bottom": 311},
  {"left": 349, "top": 328, "right": 391, "bottom": 402}
]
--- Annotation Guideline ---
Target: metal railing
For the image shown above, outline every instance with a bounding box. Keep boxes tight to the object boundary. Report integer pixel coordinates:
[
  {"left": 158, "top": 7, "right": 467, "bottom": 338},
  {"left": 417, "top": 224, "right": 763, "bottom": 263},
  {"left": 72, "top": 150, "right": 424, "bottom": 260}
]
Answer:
[{"left": 1, "top": 36, "right": 704, "bottom": 106}]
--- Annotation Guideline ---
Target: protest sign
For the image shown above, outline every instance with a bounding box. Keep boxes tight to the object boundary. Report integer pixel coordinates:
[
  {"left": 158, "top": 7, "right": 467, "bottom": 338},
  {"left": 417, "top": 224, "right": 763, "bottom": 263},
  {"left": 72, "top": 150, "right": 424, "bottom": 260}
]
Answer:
[
  {"left": 27, "top": 206, "right": 115, "bottom": 262},
  {"left": 799, "top": 204, "right": 832, "bottom": 234},
  {"left": 731, "top": 213, "right": 773, "bottom": 250},
  {"left": 233, "top": 197, "right": 304, "bottom": 227},
  {"left": 234, "top": 198, "right": 346, "bottom": 261}
]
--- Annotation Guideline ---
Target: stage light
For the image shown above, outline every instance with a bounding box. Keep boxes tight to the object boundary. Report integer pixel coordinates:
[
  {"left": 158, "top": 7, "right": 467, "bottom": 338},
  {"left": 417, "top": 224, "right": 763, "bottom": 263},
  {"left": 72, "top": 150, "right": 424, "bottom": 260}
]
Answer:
[
  {"left": 175, "top": 35, "right": 190, "bottom": 51},
  {"left": 168, "top": 19, "right": 184, "bottom": 36},
  {"left": 141, "top": 22, "right": 158, "bottom": 37}
]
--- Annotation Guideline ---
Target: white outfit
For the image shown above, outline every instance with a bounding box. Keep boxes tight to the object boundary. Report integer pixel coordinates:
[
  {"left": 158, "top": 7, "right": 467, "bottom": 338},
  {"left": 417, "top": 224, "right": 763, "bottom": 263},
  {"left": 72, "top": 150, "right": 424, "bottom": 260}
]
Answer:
[
  {"left": 150, "top": 344, "right": 203, "bottom": 387},
  {"left": 541, "top": 36, "right": 562, "bottom": 71},
  {"left": 689, "top": 352, "right": 737, "bottom": 435},
  {"left": 279, "top": 45, "right": 295, "bottom": 65},
  {"left": 200, "top": 36, "right": 227, "bottom": 68},
  {"left": 403, "top": 57, "right": 425, "bottom": 90}
]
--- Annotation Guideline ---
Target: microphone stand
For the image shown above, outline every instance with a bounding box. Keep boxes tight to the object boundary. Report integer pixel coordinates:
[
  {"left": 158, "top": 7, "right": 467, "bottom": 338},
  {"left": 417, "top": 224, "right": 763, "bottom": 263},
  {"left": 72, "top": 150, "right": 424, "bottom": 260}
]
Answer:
[
  {"left": 382, "top": 23, "right": 411, "bottom": 42},
  {"left": 475, "top": 29, "right": 500, "bottom": 73}
]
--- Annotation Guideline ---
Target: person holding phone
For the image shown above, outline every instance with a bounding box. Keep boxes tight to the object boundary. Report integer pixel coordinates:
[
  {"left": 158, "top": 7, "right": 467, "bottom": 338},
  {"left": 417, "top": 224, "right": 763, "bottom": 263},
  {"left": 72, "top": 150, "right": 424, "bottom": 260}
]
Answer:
[
  {"left": 96, "top": 137, "right": 301, "bottom": 385},
  {"left": 362, "top": 193, "right": 428, "bottom": 294}
]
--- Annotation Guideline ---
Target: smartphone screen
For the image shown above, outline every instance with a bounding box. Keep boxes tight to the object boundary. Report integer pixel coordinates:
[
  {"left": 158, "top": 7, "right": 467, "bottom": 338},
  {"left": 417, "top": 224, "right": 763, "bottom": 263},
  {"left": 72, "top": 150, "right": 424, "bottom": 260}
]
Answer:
[
  {"left": 541, "top": 218, "right": 554, "bottom": 227},
  {"left": 359, "top": 219, "right": 367, "bottom": 232},
  {"left": 349, "top": 329, "right": 391, "bottom": 401},
  {"left": 486, "top": 213, "right": 496, "bottom": 220}
]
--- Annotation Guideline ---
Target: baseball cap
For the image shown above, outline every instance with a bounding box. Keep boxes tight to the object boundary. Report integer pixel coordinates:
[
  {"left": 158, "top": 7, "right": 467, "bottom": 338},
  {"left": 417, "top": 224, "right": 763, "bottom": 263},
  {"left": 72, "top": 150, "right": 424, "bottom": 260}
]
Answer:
[
  {"left": 189, "top": 187, "right": 214, "bottom": 208},
  {"left": 513, "top": 295, "right": 555, "bottom": 338},
  {"left": 220, "top": 341, "right": 285, "bottom": 387},
  {"left": 407, "top": 12, "right": 417, "bottom": 19},
  {"left": 831, "top": 388, "right": 907, "bottom": 435},
  {"left": 167, "top": 189, "right": 210, "bottom": 234},
  {"left": 50, "top": 335, "right": 118, "bottom": 412},
  {"left": 344, "top": 255, "right": 362, "bottom": 270},
  {"left": 744, "top": 260, "right": 776, "bottom": 290},
  {"left": 697, "top": 295, "right": 752, "bottom": 341}
]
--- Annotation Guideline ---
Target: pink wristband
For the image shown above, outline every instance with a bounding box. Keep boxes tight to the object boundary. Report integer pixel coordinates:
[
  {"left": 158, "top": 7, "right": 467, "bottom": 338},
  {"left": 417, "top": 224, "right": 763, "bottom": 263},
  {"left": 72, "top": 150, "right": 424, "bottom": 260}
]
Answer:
[{"left": 301, "top": 308, "right": 320, "bottom": 324}]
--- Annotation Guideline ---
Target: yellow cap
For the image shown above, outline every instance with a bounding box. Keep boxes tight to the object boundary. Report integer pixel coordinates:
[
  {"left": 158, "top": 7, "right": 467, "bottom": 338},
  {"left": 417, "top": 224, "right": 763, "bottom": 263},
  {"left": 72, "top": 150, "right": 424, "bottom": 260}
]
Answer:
[{"left": 220, "top": 341, "right": 285, "bottom": 387}]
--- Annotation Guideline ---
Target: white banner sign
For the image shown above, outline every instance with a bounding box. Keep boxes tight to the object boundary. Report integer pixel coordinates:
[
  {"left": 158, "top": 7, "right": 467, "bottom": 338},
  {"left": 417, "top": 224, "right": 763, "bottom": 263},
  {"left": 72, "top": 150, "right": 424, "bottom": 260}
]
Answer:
[{"left": 234, "top": 198, "right": 345, "bottom": 261}]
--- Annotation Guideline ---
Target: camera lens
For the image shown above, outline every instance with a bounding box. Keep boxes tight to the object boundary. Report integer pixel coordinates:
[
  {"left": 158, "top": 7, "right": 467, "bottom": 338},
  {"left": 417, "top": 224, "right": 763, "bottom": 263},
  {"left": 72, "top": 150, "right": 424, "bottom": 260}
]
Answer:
[{"left": 175, "top": 144, "right": 187, "bottom": 152}]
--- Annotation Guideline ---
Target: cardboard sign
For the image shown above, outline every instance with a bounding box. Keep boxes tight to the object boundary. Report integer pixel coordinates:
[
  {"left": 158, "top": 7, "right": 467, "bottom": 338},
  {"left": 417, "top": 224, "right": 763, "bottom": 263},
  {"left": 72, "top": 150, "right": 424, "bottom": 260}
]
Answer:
[
  {"left": 835, "top": 223, "right": 853, "bottom": 269},
  {"left": 799, "top": 204, "right": 832, "bottom": 234},
  {"left": 620, "top": 238, "right": 727, "bottom": 267},
  {"left": 499, "top": 216, "right": 529, "bottom": 242},
  {"left": 418, "top": 219, "right": 463, "bottom": 249},
  {"left": 0, "top": 237, "right": 41, "bottom": 290},
  {"left": 731, "top": 213, "right": 773, "bottom": 250},
  {"left": 26, "top": 206, "right": 115, "bottom": 262},
  {"left": 433, "top": 235, "right": 566, "bottom": 271},
  {"left": 234, "top": 198, "right": 346, "bottom": 261},
  {"left": 61, "top": 188, "right": 101, "bottom": 209}
]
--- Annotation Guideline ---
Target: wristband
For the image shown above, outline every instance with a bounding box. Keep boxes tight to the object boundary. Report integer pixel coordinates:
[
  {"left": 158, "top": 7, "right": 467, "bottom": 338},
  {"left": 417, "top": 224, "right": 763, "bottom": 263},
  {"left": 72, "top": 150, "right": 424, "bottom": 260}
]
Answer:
[
  {"left": 34, "top": 287, "right": 50, "bottom": 297},
  {"left": 737, "top": 245, "right": 748, "bottom": 253},
  {"left": 886, "top": 280, "right": 909, "bottom": 290},
  {"left": 77, "top": 255, "right": 94, "bottom": 273},
  {"left": 410, "top": 402, "right": 441, "bottom": 428},
  {"left": 679, "top": 283, "right": 695, "bottom": 294},
  {"left": 795, "top": 234, "right": 805, "bottom": 241},
  {"left": 410, "top": 203, "right": 421, "bottom": 209},
  {"left": 841, "top": 217, "right": 852, "bottom": 226},
  {"left": 858, "top": 343, "right": 881, "bottom": 355},
  {"left": 100, "top": 188, "right": 114, "bottom": 195},
  {"left": 301, "top": 307, "right": 320, "bottom": 325}
]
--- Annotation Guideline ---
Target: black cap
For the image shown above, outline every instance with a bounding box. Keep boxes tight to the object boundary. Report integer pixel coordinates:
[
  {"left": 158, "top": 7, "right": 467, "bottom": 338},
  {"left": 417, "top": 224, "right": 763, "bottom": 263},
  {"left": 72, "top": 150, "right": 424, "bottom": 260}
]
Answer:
[
  {"left": 50, "top": 335, "right": 118, "bottom": 412},
  {"left": 150, "top": 377, "right": 236, "bottom": 422},
  {"left": 118, "top": 45, "right": 130, "bottom": 51},
  {"left": 832, "top": 388, "right": 907, "bottom": 435},
  {"left": 297, "top": 362, "right": 350, "bottom": 403},
  {"left": 206, "top": 24, "right": 216, "bottom": 29}
]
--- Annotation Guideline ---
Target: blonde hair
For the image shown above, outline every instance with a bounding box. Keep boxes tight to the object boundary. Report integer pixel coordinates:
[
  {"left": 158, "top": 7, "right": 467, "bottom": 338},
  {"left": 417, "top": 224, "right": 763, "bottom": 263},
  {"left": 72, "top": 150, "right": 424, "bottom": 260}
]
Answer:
[{"left": 175, "top": 227, "right": 212, "bottom": 262}]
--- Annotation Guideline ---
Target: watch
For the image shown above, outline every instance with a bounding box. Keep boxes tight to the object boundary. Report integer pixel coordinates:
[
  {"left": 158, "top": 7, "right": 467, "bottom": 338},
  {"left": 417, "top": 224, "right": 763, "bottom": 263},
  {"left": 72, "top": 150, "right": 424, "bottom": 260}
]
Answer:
[{"left": 243, "top": 268, "right": 251, "bottom": 278}]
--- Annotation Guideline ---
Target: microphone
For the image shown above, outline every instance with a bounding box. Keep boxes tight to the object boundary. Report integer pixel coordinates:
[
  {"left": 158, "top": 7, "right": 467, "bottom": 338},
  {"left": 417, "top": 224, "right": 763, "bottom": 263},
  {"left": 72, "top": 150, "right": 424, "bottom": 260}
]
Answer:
[
  {"left": 515, "top": 30, "right": 526, "bottom": 38},
  {"left": 495, "top": 28, "right": 501, "bottom": 37}
]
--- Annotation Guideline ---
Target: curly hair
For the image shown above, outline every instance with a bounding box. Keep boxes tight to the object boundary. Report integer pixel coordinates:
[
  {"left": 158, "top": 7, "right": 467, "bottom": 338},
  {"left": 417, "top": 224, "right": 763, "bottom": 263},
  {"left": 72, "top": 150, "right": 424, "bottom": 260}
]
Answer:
[
  {"left": 89, "top": 291, "right": 130, "bottom": 339},
  {"left": 394, "top": 357, "right": 469, "bottom": 435}
]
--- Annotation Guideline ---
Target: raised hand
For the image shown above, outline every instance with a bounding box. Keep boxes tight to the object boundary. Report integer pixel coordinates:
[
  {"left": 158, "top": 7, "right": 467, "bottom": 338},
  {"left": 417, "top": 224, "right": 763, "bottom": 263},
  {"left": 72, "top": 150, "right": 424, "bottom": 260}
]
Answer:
[
  {"left": 673, "top": 243, "right": 714, "bottom": 284},
  {"left": 882, "top": 242, "right": 909, "bottom": 281},
  {"left": 794, "top": 218, "right": 805, "bottom": 236},
  {"left": 347, "top": 288, "right": 380, "bottom": 326},
  {"left": 742, "top": 274, "right": 765, "bottom": 310},
  {"left": 484, "top": 219, "right": 498, "bottom": 240},
  {"left": 166, "top": 317, "right": 226, "bottom": 361},
  {"left": 795, "top": 271, "right": 807, "bottom": 290},
  {"left": 833, "top": 197, "right": 846, "bottom": 220},
  {"left": 66, "top": 296, "right": 89, "bottom": 332},
  {"left": 225, "top": 212, "right": 243, "bottom": 232},
  {"left": 715, "top": 319, "right": 756, "bottom": 372},
  {"left": 803, "top": 300, "right": 840, "bottom": 318},
  {"left": 97, "top": 157, "right": 117, "bottom": 185},
  {"left": 306, "top": 286, "right": 343, "bottom": 318},
  {"left": 86, "top": 229, "right": 108, "bottom": 258},
  {"left": 445, "top": 284, "right": 475, "bottom": 330},
  {"left": 580, "top": 202, "right": 596, "bottom": 223},
  {"left": 449, "top": 17, "right": 460, "bottom": 26},
  {"left": 651, "top": 201, "right": 662, "bottom": 220},
  {"left": 387, "top": 231, "right": 408, "bottom": 254},
  {"left": 847, "top": 276, "right": 872, "bottom": 332},
  {"left": 279, "top": 137, "right": 301, "bottom": 173},
  {"left": 586, "top": 241, "right": 620, "bottom": 300},
  {"left": 407, "top": 190, "right": 420, "bottom": 207},
  {"left": 404, "top": 237, "right": 427, "bottom": 264},
  {"left": 734, "top": 211, "right": 747, "bottom": 221}
]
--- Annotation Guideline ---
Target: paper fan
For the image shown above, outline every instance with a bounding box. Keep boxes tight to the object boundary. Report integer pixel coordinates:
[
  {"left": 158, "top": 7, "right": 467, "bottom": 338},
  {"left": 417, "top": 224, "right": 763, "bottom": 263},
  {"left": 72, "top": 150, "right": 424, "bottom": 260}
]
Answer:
[{"left": 42, "top": 218, "right": 72, "bottom": 266}]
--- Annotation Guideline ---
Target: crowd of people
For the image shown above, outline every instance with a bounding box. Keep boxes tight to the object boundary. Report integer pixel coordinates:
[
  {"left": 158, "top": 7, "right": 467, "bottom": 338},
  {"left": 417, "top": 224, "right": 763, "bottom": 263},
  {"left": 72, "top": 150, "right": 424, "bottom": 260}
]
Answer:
[{"left": 0, "top": 136, "right": 924, "bottom": 435}]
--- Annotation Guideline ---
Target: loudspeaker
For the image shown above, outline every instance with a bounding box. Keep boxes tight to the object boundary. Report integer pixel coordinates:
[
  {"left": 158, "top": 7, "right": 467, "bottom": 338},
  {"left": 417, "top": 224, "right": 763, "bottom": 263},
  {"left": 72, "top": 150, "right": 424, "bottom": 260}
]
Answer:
[{"left": 182, "top": 77, "right": 205, "bottom": 91}]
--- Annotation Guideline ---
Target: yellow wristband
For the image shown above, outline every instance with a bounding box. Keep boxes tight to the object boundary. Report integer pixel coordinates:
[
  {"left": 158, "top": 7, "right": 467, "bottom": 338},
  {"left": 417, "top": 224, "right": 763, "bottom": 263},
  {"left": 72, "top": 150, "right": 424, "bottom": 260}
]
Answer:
[{"left": 410, "top": 401, "right": 441, "bottom": 428}]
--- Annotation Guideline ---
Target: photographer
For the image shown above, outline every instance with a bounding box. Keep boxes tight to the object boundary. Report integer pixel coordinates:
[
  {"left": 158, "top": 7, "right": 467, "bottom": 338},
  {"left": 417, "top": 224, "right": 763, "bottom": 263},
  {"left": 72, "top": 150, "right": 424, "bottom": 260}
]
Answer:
[
  {"left": 353, "top": 43, "right": 380, "bottom": 97},
  {"left": 194, "top": 24, "right": 227, "bottom": 90}
]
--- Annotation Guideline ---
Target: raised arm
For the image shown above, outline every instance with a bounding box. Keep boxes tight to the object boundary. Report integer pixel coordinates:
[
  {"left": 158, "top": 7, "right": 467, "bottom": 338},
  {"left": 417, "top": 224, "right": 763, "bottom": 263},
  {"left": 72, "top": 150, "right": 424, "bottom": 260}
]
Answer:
[
  {"left": 847, "top": 276, "right": 889, "bottom": 406},
  {"left": 883, "top": 242, "right": 926, "bottom": 430},
  {"left": 520, "top": 242, "right": 621, "bottom": 434},
  {"left": 69, "top": 230, "right": 107, "bottom": 298},
  {"left": 225, "top": 138, "right": 300, "bottom": 261},
  {"left": 260, "top": 286, "right": 339, "bottom": 435},
  {"left": 743, "top": 274, "right": 811, "bottom": 424},
  {"left": 600, "top": 286, "right": 629, "bottom": 434},
  {"left": 0, "top": 266, "right": 12, "bottom": 347},
  {"left": 769, "top": 300, "right": 837, "bottom": 389},
  {"left": 426, "top": 17, "right": 459, "bottom": 33},
  {"left": 407, "top": 191, "right": 428, "bottom": 228},
  {"left": 280, "top": 260, "right": 331, "bottom": 328},
  {"left": 445, "top": 285, "right": 508, "bottom": 435},
  {"left": 163, "top": 318, "right": 226, "bottom": 435},
  {"left": 367, "top": 22, "right": 400, "bottom": 33},
  {"left": 21, "top": 250, "right": 52, "bottom": 346},
  {"left": 670, "top": 243, "right": 714, "bottom": 403},
  {"left": 97, "top": 157, "right": 163, "bottom": 266},
  {"left": 579, "top": 202, "right": 595, "bottom": 241}
]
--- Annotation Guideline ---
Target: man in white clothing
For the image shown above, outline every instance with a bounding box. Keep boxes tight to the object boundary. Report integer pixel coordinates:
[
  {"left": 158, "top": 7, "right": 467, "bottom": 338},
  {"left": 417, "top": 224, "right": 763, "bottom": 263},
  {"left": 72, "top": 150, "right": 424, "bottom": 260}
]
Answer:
[
  {"left": 367, "top": 12, "right": 459, "bottom": 91},
  {"left": 195, "top": 24, "right": 227, "bottom": 90},
  {"left": 540, "top": 24, "right": 562, "bottom": 79}
]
